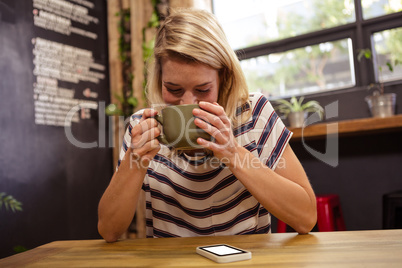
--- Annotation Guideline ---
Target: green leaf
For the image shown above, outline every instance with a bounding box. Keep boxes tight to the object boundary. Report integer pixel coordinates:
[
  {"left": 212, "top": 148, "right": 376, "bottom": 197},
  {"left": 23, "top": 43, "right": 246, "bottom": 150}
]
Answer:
[
  {"left": 295, "top": 96, "right": 304, "bottom": 111},
  {"left": 142, "top": 39, "right": 155, "bottom": 61},
  {"left": 124, "top": 13, "right": 131, "bottom": 22},
  {"left": 301, "top": 101, "right": 324, "bottom": 119},
  {"left": 0, "top": 192, "right": 23, "bottom": 212},
  {"left": 127, "top": 97, "right": 138, "bottom": 107},
  {"left": 365, "top": 50, "right": 372, "bottom": 59},
  {"left": 386, "top": 62, "right": 393, "bottom": 72},
  {"left": 147, "top": 12, "right": 160, "bottom": 28},
  {"left": 357, "top": 48, "right": 372, "bottom": 61}
]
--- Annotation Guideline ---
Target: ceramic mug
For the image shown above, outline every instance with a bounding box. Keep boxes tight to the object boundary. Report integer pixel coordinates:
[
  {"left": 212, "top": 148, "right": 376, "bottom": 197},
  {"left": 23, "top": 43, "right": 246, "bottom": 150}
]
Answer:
[{"left": 154, "top": 104, "right": 212, "bottom": 149}]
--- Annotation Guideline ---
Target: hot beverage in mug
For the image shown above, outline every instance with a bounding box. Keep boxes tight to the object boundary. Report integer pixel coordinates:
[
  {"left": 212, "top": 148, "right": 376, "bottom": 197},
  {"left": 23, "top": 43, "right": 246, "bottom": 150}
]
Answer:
[{"left": 154, "top": 104, "right": 212, "bottom": 150}]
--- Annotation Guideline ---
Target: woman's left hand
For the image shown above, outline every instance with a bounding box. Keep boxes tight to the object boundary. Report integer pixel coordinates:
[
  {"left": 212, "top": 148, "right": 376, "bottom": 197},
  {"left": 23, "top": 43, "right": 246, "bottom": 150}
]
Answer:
[{"left": 193, "top": 101, "right": 240, "bottom": 166}]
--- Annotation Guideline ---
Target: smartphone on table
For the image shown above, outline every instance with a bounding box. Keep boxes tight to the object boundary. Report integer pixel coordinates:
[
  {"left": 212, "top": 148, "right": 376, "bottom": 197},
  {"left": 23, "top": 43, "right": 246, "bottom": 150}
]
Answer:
[{"left": 196, "top": 244, "right": 252, "bottom": 263}]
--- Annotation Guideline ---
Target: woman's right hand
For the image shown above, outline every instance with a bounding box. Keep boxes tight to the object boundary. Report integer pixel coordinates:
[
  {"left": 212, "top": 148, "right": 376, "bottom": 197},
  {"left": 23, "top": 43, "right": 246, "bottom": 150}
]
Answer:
[{"left": 128, "top": 109, "right": 161, "bottom": 170}]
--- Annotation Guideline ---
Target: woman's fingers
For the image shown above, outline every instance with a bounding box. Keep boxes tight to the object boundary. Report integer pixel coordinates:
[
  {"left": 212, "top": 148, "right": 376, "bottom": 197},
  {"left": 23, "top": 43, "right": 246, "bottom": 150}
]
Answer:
[
  {"left": 131, "top": 118, "right": 159, "bottom": 144},
  {"left": 134, "top": 126, "right": 160, "bottom": 148},
  {"left": 193, "top": 105, "right": 223, "bottom": 128},
  {"left": 193, "top": 103, "right": 235, "bottom": 153},
  {"left": 141, "top": 108, "right": 158, "bottom": 121},
  {"left": 197, "top": 101, "right": 231, "bottom": 126},
  {"left": 133, "top": 136, "right": 160, "bottom": 156},
  {"left": 129, "top": 109, "right": 161, "bottom": 161},
  {"left": 194, "top": 117, "right": 228, "bottom": 144}
]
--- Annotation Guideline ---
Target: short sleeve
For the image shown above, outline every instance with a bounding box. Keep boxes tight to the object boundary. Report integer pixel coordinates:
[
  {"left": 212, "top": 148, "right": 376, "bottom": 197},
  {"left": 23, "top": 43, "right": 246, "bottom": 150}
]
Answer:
[{"left": 238, "top": 93, "right": 293, "bottom": 170}]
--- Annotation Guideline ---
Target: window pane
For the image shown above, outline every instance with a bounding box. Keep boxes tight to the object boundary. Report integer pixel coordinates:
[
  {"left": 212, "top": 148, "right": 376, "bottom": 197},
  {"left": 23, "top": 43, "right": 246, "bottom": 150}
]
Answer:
[
  {"left": 362, "top": 0, "right": 402, "bottom": 20},
  {"left": 373, "top": 27, "right": 402, "bottom": 82},
  {"left": 241, "top": 39, "right": 355, "bottom": 97},
  {"left": 213, "top": 0, "right": 355, "bottom": 50}
]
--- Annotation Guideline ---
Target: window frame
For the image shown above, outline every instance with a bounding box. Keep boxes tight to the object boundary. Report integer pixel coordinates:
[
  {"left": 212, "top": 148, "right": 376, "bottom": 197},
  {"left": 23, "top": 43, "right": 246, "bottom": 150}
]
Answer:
[{"left": 217, "top": 0, "right": 402, "bottom": 96}]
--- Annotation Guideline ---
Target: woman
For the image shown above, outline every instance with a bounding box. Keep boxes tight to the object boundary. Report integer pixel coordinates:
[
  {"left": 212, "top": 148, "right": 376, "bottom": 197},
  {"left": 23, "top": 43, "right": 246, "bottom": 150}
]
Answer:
[{"left": 98, "top": 8, "right": 316, "bottom": 242}]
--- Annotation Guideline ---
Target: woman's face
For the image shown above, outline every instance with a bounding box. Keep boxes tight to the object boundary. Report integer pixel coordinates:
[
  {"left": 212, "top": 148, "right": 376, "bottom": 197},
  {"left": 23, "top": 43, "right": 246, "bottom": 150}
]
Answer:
[{"left": 161, "top": 57, "right": 219, "bottom": 105}]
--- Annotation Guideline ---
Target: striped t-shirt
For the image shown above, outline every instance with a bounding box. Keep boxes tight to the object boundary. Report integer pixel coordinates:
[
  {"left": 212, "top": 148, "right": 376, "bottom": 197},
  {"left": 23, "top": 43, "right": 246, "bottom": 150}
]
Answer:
[{"left": 118, "top": 92, "right": 292, "bottom": 238}]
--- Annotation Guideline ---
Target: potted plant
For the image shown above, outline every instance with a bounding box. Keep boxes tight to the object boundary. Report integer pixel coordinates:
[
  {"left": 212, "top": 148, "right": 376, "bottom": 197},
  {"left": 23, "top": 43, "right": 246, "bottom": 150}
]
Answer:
[
  {"left": 357, "top": 48, "right": 399, "bottom": 118},
  {"left": 275, "top": 96, "right": 324, "bottom": 128}
]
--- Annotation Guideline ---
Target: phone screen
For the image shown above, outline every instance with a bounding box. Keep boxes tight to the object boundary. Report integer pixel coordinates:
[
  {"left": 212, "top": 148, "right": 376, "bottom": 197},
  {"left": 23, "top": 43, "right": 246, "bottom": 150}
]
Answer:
[{"left": 200, "top": 245, "right": 245, "bottom": 256}]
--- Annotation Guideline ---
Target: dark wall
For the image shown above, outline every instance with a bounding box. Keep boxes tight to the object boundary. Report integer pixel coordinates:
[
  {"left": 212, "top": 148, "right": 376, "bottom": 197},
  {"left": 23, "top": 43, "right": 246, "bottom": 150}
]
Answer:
[
  {"left": 0, "top": 0, "right": 112, "bottom": 258},
  {"left": 288, "top": 84, "right": 402, "bottom": 231}
]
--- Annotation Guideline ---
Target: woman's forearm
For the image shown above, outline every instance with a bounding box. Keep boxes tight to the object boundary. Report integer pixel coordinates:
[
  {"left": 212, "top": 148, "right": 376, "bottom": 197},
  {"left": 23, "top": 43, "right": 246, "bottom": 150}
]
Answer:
[
  {"left": 228, "top": 146, "right": 317, "bottom": 234},
  {"left": 98, "top": 150, "right": 147, "bottom": 242}
]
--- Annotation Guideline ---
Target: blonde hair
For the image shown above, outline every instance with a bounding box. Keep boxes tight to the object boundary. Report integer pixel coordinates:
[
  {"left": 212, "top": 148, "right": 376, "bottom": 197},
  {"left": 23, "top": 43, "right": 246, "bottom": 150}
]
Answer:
[{"left": 146, "top": 8, "right": 250, "bottom": 126}]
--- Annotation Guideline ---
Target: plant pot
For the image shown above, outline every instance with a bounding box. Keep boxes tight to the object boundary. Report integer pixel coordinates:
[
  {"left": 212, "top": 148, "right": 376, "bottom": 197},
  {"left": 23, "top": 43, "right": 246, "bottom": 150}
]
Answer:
[
  {"left": 288, "top": 111, "right": 306, "bottom": 128},
  {"left": 365, "top": 93, "right": 396, "bottom": 118}
]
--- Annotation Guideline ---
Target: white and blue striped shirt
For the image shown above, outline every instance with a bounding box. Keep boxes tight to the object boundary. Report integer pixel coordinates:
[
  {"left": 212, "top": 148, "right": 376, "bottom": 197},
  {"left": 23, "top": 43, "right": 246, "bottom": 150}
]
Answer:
[{"left": 118, "top": 93, "right": 292, "bottom": 237}]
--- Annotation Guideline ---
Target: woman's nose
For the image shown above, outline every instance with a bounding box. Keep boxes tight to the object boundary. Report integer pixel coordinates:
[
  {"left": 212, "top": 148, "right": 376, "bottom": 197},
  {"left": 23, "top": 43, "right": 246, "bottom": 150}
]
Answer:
[{"left": 179, "top": 91, "right": 198, "bottom": 105}]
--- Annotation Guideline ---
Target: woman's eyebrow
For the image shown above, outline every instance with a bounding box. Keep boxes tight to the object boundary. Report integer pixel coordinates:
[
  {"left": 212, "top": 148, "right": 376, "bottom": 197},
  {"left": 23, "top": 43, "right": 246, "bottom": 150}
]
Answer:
[
  {"left": 163, "top": 81, "right": 213, "bottom": 87},
  {"left": 195, "top": 82, "right": 213, "bottom": 87},
  {"left": 163, "top": 81, "right": 180, "bottom": 86}
]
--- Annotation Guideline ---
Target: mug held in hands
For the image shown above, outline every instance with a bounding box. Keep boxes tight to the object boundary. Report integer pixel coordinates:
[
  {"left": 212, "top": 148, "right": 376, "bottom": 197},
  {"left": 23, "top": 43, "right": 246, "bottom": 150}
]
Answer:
[{"left": 154, "top": 104, "right": 212, "bottom": 150}]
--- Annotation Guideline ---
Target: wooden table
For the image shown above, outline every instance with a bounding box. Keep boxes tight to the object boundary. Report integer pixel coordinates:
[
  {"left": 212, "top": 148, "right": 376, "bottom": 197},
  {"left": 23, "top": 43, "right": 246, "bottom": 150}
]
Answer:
[{"left": 1, "top": 230, "right": 402, "bottom": 267}]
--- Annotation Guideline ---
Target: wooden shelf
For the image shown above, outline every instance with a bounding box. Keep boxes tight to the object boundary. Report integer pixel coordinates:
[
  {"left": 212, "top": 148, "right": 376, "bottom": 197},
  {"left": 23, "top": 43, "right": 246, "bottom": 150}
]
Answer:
[{"left": 289, "top": 114, "right": 402, "bottom": 141}]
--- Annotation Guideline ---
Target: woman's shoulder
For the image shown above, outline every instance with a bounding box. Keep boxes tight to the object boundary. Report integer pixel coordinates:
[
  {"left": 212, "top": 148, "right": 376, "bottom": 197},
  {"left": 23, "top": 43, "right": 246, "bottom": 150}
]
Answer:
[
  {"left": 248, "top": 92, "right": 267, "bottom": 103},
  {"left": 234, "top": 92, "right": 270, "bottom": 119},
  {"left": 247, "top": 92, "right": 273, "bottom": 111}
]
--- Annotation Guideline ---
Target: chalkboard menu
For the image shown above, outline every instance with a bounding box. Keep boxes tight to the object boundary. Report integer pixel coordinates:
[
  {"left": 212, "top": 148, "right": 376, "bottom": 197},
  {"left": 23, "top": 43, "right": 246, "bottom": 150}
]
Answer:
[
  {"left": 32, "top": 0, "right": 107, "bottom": 127},
  {"left": 0, "top": 0, "right": 112, "bottom": 258}
]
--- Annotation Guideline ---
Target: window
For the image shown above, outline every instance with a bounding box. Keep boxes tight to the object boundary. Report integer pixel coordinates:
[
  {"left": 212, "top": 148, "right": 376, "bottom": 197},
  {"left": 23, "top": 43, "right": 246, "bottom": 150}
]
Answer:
[
  {"left": 214, "top": 0, "right": 356, "bottom": 50},
  {"left": 241, "top": 39, "right": 355, "bottom": 96},
  {"left": 213, "top": 0, "right": 402, "bottom": 98},
  {"left": 372, "top": 27, "right": 402, "bottom": 83},
  {"left": 362, "top": 0, "right": 402, "bottom": 19}
]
